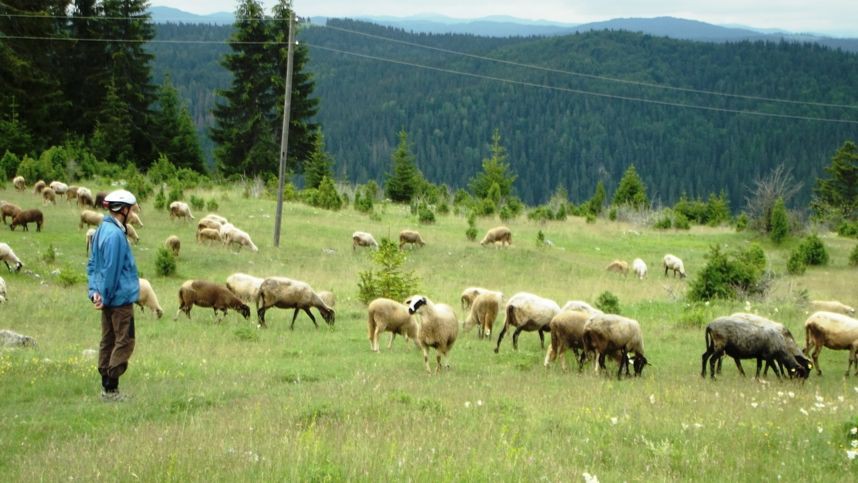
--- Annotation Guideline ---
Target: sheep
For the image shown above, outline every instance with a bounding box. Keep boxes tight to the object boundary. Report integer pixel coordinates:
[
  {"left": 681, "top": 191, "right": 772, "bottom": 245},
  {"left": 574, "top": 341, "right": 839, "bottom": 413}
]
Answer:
[
  {"left": 255, "top": 277, "right": 335, "bottom": 329},
  {"left": 810, "top": 300, "right": 856, "bottom": 316},
  {"left": 399, "top": 229, "right": 426, "bottom": 249},
  {"left": 49, "top": 181, "right": 68, "bottom": 194},
  {"left": 65, "top": 186, "right": 79, "bottom": 202},
  {"left": 79, "top": 210, "right": 103, "bottom": 229},
  {"left": 94, "top": 191, "right": 107, "bottom": 208},
  {"left": 804, "top": 311, "right": 858, "bottom": 376},
  {"left": 663, "top": 254, "right": 686, "bottom": 278},
  {"left": 202, "top": 213, "right": 228, "bottom": 224},
  {"left": 480, "top": 226, "right": 512, "bottom": 247},
  {"left": 544, "top": 309, "right": 599, "bottom": 370},
  {"left": 581, "top": 313, "right": 649, "bottom": 379},
  {"left": 136, "top": 278, "right": 163, "bottom": 319},
  {"left": 318, "top": 290, "right": 335, "bottom": 309},
  {"left": 41, "top": 187, "right": 56, "bottom": 205},
  {"left": 225, "top": 272, "right": 265, "bottom": 304},
  {"left": 197, "top": 228, "right": 221, "bottom": 245},
  {"left": 165, "top": 235, "right": 180, "bottom": 257},
  {"left": 0, "top": 329, "right": 36, "bottom": 347},
  {"left": 10, "top": 209, "right": 43, "bottom": 232},
  {"left": 605, "top": 259, "right": 629, "bottom": 276},
  {"left": 0, "top": 276, "right": 5, "bottom": 303},
  {"left": 77, "top": 187, "right": 94, "bottom": 208},
  {"left": 352, "top": 231, "right": 378, "bottom": 250},
  {"left": 0, "top": 243, "right": 23, "bottom": 272},
  {"left": 460, "top": 286, "right": 496, "bottom": 311},
  {"left": 463, "top": 291, "right": 502, "bottom": 339},
  {"left": 1, "top": 201, "right": 21, "bottom": 225},
  {"left": 367, "top": 297, "right": 419, "bottom": 352},
  {"left": 85, "top": 228, "right": 96, "bottom": 255},
  {"left": 33, "top": 180, "right": 46, "bottom": 194},
  {"left": 727, "top": 312, "right": 811, "bottom": 377},
  {"left": 125, "top": 223, "right": 139, "bottom": 244},
  {"left": 405, "top": 295, "right": 459, "bottom": 373},
  {"left": 701, "top": 316, "right": 806, "bottom": 380},
  {"left": 174, "top": 279, "right": 251, "bottom": 321},
  {"left": 494, "top": 292, "right": 560, "bottom": 353},
  {"left": 560, "top": 300, "right": 600, "bottom": 315},
  {"left": 13, "top": 176, "right": 26, "bottom": 191},
  {"left": 169, "top": 201, "right": 194, "bottom": 220},
  {"left": 197, "top": 217, "right": 223, "bottom": 232},
  {"left": 632, "top": 258, "right": 647, "bottom": 280},
  {"left": 222, "top": 226, "right": 259, "bottom": 252},
  {"left": 126, "top": 210, "right": 143, "bottom": 228}
]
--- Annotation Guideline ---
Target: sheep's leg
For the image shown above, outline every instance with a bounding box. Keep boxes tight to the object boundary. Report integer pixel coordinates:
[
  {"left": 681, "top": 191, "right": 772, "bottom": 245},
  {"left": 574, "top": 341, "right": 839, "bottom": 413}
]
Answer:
[
  {"left": 544, "top": 343, "right": 555, "bottom": 368},
  {"left": 289, "top": 309, "right": 301, "bottom": 330},
  {"left": 709, "top": 349, "right": 724, "bottom": 379},
  {"left": 616, "top": 352, "right": 626, "bottom": 380},
  {"left": 422, "top": 346, "right": 431, "bottom": 373},
  {"left": 494, "top": 324, "right": 509, "bottom": 353},
  {"left": 257, "top": 307, "right": 268, "bottom": 328},
  {"left": 701, "top": 349, "right": 712, "bottom": 378},
  {"left": 811, "top": 344, "right": 823, "bottom": 376},
  {"left": 511, "top": 326, "right": 528, "bottom": 351},
  {"left": 754, "top": 358, "right": 763, "bottom": 379},
  {"left": 733, "top": 358, "right": 746, "bottom": 377},
  {"left": 538, "top": 327, "right": 548, "bottom": 349},
  {"left": 387, "top": 331, "right": 396, "bottom": 349},
  {"left": 303, "top": 308, "right": 319, "bottom": 328}
]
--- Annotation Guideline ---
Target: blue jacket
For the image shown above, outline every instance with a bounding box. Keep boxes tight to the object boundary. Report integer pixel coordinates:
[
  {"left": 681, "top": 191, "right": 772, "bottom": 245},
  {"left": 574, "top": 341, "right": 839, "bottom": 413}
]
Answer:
[{"left": 87, "top": 216, "right": 139, "bottom": 307}]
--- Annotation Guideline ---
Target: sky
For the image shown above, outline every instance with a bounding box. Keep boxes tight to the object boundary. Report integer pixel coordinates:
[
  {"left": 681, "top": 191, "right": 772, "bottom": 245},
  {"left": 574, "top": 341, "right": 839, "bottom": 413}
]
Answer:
[{"left": 150, "top": 1, "right": 858, "bottom": 37}]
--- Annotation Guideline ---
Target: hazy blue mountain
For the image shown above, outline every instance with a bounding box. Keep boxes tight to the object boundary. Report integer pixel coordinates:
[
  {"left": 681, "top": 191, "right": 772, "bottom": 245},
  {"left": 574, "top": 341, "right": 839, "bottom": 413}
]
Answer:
[{"left": 149, "top": 6, "right": 233, "bottom": 25}]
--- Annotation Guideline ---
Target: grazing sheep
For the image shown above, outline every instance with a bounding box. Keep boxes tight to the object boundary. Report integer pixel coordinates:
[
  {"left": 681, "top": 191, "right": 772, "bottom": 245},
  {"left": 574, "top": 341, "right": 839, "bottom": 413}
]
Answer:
[
  {"left": 225, "top": 272, "right": 265, "bottom": 304},
  {"left": 605, "top": 259, "right": 629, "bottom": 276},
  {"left": 10, "top": 209, "right": 43, "bottom": 232},
  {"left": 255, "top": 277, "right": 335, "bottom": 329},
  {"left": 136, "top": 278, "right": 163, "bottom": 319},
  {"left": 0, "top": 329, "right": 36, "bottom": 347},
  {"left": 463, "top": 291, "right": 502, "bottom": 339},
  {"left": 810, "top": 300, "right": 856, "bottom": 316},
  {"left": 79, "top": 210, "right": 103, "bottom": 229},
  {"left": 124, "top": 223, "right": 139, "bottom": 244},
  {"left": 405, "top": 295, "right": 459, "bottom": 373},
  {"left": 202, "top": 213, "right": 228, "bottom": 224},
  {"left": 222, "top": 226, "right": 259, "bottom": 252},
  {"left": 76, "top": 187, "right": 94, "bottom": 208},
  {"left": 41, "top": 187, "right": 56, "bottom": 205},
  {"left": 164, "top": 235, "right": 180, "bottom": 257},
  {"left": 197, "top": 228, "right": 221, "bottom": 245},
  {"left": 169, "top": 201, "right": 194, "bottom": 220},
  {"left": 663, "top": 254, "right": 686, "bottom": 278},
  {"left": 1, "top": 201, "right": 21, "bottom": 225},
  {"left": 632, "top": 258, "right": 647, "bottom": 280},
  {"left": 480, "top": 226, "right": 512, "bottom": 247},
  {"left": 126, "top": 211, "right": 143, "bottom": 227},
  {"left": 545, "top": 309, "right": 598, "bottom": 370},
  {"left": 460, "top": 286, "right": 497, "bottom": 311},
  {"left": 49, "top": 181, "right": 68, "bottom": 194},
  {"left": 581, "top": 313, "right": 648, "bottom": 379},
  {"left": 174, "top": 279, "right": 251, "bottom": 321},
  {"left": 197, "top": 217, "right": 223, "bottom": 232},
  {"left": 65, "top": 186, "right": 79, "bottom": 202},
  {"left": 352, "top": 231, "right": 378, "bottom": 250},
  {"left": 367, "top": 297, "right": 419, "bottom": 352},
  {"left": 804, "top": 311, "right": 858, "bottom": 376},
  {"left": 33, "top": 180, "right": 46, "bottom": 194},
  {"left": 725, "top": 313, "right": 811, "bottom": 377},
  {"left": 94, "top": 191, "right": 107, "bottom": 208},
  {"left": 560, "top": 300, "right": 600, "bottom": 315},
  {"left": 494, "top": 292, "right": 560, "bottom": 353},
  {"left": 318, "top": 290, "right": 336, "bottom": 309},
  {"left": 0, "top": 276, "right": 6, "bottom": 303},
  {"left": 701, "top": 316, "right": 806, "bottom": 380},
  {"left": 399, "top": 230, "right": 426, "bottom": 249},
  {"left": 13, "top": 176, "right": 26, "bottom": 191},
  {"left": 85, "top": 228, "right": 96, "bottom": 255}
]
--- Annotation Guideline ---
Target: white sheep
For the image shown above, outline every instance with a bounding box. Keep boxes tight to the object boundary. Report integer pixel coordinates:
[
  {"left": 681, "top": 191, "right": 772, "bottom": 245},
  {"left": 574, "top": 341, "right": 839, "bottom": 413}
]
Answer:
[
  {"left": 810, "top": 300, "right": 856, "bottom": 316},
  {"left": 126, "top": 210, "right": 143, "bottom": 227},
  {"left": 165, "top": 235, "right": 181, "bottom": 257},
  {"left": 605, "top": 259, "right": 629, "bottom": 276},
  {"left": 41, "top": 187, "right": 56, "bottom": 205},
  {"left": 405, "top": 295, "right": 459, "bottom": 373},
  {"left": 460, "top": 286, "right": 495, "bottom": 311},
  {"left": 494, "top": 292, "right": 560, "bottom": 353},
  {"left": 399, "top": 230, "right": 425, "bottom": 249},
  {"left": 202, "top": 213, "right": 228, "bottom": 224},
  {"left": 76, "top": 187, "right": 94, "bottom": 208},
  {"left": 125, "top": 223, "right": 140, "bottom": 244},
  {"left": 352, "top": 231, "right": 378, "bottom": 250},
  {"left": 85, "top": 228, "right": 96, "bottom": 255},
  {"left": 225, "top": 272, "right": 265, "bottom": 304},
  {"left": 169, "top": 201, "right": 194, "bottom": 220},
  {"left": 0, "top": 242, "right": 23, "bottom": 272},
  {"left": 367, "top": 297, "right": 419, "bottom": 352},
  {"left": 136, "top": 278, "right": 163, "bottom": 319},
  {"left": 197, "top": 217, "right": 223, "bottom": 232},
  {"left": 255, "top": 277, "right": 335, "bottom": 328},
  {"left": 79, "top": 210, "right": 104, "bottom": 229},
  {"left": 13, "top": 176, "right": 26, "bottom": 191},
  {"left": 804, "top": 311, "right": 858, "bottom": 376},
  {"left": 33, "top": 180, "right": 46, "bottom": 194},
  {"left": 480, "top": 226, "right": 512, "bottom": 247},
  {"left": 663, "top": 254, "right": 686, "bottom": 278},
  {"left": 463, "top": 291, "right": 503, "bottom": 339},
  {"left": 223, "top": 226, "right": 259, "bottom": 252},
  {"left": 544, "top": 309, "right": 599, "bottom": 370},
  {"left": 581, "top": 313, "right": 648, "bottom": 379},
  {"left": 318, "top": 290, "right": 335, "bottom": 309},
  {"left": 560, "top": 300, "right": 600, "bottom": 315},
  {"left": 632, "top": 258, "right": 647, "bottom": 280},
  {"left": 65, "top": 185, "right": 79, "bottom": 202},
  {"left": 197, "top": 228, "right": 221, "bottom": 245},
  {"left": 0, "top": 276, "right": 6, "bottom": 303},
  {"left": 49, "top": 181, "right": 68, "bottom": 194}
]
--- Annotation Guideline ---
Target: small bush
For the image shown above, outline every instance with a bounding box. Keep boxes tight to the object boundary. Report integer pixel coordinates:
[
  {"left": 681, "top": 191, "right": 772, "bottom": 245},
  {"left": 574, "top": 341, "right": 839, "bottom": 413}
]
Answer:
[
  {"left": 786, "top": 250, "right": 807, "bottom": 275},
  {"left": 167, "top": 185, "right": 183, "bottom": 205},
  {"left": 356, "top": 238, "right": 418, "bottom": 305},
  {"left": 595, "top": 291, "right": 620, "bottom": 314},
  {"left": 678, "top": 303, "right": 709, "bottom": 328},
  {"left": 155, "top": 247, "right": 177, "bottom": 277},
  {"left": 473, "top": 198, "right": 496, "bottom": 217},
  {"left": 43, "top": 243, "right": 57, "bottom": 264},
  {"left": 769, "top": 197, "right": 789, "bottom": 244},
  {"left": 608, "top": 206, "right": 618, "bottom": 221},
  {"left": 417, "top": 202, "right": 435, "bottom": 224},
  {"left": 850, "top": 244, "right": 858, "bottom": 267},
  {"left": 689, "top": 245, "right": 768, "bottom": 301},
  {"left": 654, "top": 215, "right": 672, "bottom": 230},
  {"left": 585, "top": 213, "right": 596, "bottom": 224},
  {"left": 206, "top": 199, "right": 219, "bottom": 211},
  {"left": 797, "top": 235, "right": 829, "bottom": 266},
  {"left": 735, "top": 213, "right": 749, "bottom": 232},
  {"left": 536, "top": 230, "right": 545, "bottom": 247},
  {"left": 437, "top": 202, "right": 449, "bottom": 215},
  {"left": 837, "top": 220, "right": 858, "bottom": 238},
  {"left": 674, "top": 212, "right": 691, "bottom": 230},
  {"left": 527, "top": 206, "right": 552, "bottom": 223},
  {"left": 309, "top": 176, "right": 342, "bottom": 211},
  {"left": 189, "top": 195, "right": 205, "bottom": 211},
  {"left": 56, "top": 266, "right": 85, "bottom": 287}
]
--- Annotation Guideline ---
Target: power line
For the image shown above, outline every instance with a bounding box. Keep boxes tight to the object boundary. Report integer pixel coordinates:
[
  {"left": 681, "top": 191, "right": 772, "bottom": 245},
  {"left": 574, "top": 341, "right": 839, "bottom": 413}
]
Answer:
[
  {"left": 318, "top": 23, "right": 858, "bottom": 111},
  {"left": 0, "top": 34, "right": 284, "bottom": 45},
  {"left": 307, "top": 43, "right": 858, "bottom": 125}
]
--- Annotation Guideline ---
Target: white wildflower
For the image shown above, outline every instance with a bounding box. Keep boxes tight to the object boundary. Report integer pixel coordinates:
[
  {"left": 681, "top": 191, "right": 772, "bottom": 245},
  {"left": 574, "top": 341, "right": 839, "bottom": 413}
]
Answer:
[
  {"left": 694, "top": 423, "right": 703, "bottom": 429},
  {"left": 838, "top": 396, "right": 845, "bottom": 402},
  {"left": 751, "top": 402, "right": 759, "bottom": 408},
  {"left": 788, "top": 391, "right": 795, "bottom": 398},
  {"left": 851, "top": 440, "right": 858, "bottom": 448},
  {"left": 464, "top": 401, "right": 471, "bottom": 408},
  {"left": 816, "top": 395, "right": 824, "bottom": 403},
  {"left": 847, "top": 450, "right": 858, "bottom": 461},
  {"left": 476, "top": 400, "right": 483, "bottom": 407},
  {"left": 583, "top": 472, "right": 600, "bottom": 483},
  {"left": 682, "top": 423, "right": 689, "bottom": 431},
  {"left": 610, "top": 417, "right": 618, "bottom": 425},
  {"left": 777, "top": 391, "right": 784, "bottom": 397},
  {"left": 800, "top": 408, "right": 809, "bottom": 416},
  {"left": 817, "top": 427, "right": 824, "bottom": 433},
  {"left": 851, "top": 427, "right": 857, "bottom": 435},
  {"left": 649, "top": 394, "right": 656, "bottom": 405}
]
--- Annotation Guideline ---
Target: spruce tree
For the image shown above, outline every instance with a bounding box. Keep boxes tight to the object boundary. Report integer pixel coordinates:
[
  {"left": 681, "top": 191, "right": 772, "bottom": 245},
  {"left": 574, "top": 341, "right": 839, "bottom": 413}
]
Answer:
[
  {"left": 90, "top": 80, "right": 134, "bottom": 164},
  {"left": 587, "top": 181, "right": 607, "bottom": 215},
  {"left": 304, "top": 130, "right": 334, "bottom": 189},
  {"left": 770, "top": 197, "right": 789, "bottom": 244},
  {"left": 468, "top": 129, "right": 516, "bottom": 200},
  {"left": 813, "top": 140, "right": 858, "bottom": 221},
  {"left": 385, "top": 130, "right": 422, "bottom": 203},
  {"left": 612, "top": 164, "right": 649, "bottom": 209},
  {"left": 152, "top": 76, "right": 205, "bottom": 172}
]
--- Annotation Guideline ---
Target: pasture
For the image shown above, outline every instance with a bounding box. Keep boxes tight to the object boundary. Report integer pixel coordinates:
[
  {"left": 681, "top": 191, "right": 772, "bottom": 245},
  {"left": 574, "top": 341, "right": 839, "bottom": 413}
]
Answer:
[{"left": 1, "top": 183, "right": 856, "bottom": 481}]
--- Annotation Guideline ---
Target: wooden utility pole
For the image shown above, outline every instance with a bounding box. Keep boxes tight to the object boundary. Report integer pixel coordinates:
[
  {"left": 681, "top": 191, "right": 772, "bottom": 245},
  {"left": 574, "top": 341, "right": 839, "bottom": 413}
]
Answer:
[{"left": 273, "top": 10, "right": 295, "bottom": 247}]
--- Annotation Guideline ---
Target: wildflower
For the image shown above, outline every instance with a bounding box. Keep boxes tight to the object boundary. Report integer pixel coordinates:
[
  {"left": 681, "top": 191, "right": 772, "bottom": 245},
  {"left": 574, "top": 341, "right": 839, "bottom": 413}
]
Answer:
[
  {"left": 846, "top": 450, "right": 857, "bottom": 461},
  {"left": 649, "top": 394, "right": 656, "bottom": 405},
  {"left": 851, "top": 440, "right": 858, "bottom": 448},
  {"left": 800, "top": 408, "right": 809, "bottom": 416},
  {"left": 751, "top": 402, "right": 759, "bottom": 408},
  {"left": 694, "top": 423, "right": 703, "bottom": 429},
  {"left": 851, "top": 427, "right": 857, "bottom": 435},
  {"left": 583, "top": 472, "right": 600, "bottom": 483},
  {"left": 610, "top": 417, "right": 618, "bottom": 425},
  {"left": 464, "top": 401, "right": 471, "bottom": 408},
  {"left": 816, "top": 395, "right": 824, "bottom": 403},
  {"left": 681, "top": 423, "right": 689, "bottom": 431},
  {"left": 817, "top": 427, "right": 824, "bottom": 433},
  {"left": 476, "top": 400, "right": 483, "bottom": 407},
  {"left": 788, "top": 391, "right": 795, "bottom": 398}
]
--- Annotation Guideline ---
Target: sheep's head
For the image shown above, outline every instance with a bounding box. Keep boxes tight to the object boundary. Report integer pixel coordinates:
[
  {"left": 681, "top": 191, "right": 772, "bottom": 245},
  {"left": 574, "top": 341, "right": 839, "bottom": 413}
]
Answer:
[
  {"left": 237, "top": 304, "right": 251, "bottom": 319},
  {"left": 632, "top": 354, "right": 648, "bottom": 376},
  {"left": 406, "top": 296, "right": 428, "bottom": 315},
  {"left": 14, "top": 261, "right": 23, "bottom": 272},
  {"left": 321, "top": 307, "right": 335, "bottom": 326}
]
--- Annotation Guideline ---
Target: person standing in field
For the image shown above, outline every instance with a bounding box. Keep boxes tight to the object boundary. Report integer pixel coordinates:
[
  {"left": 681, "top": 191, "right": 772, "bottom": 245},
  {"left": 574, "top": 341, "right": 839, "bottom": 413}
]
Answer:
[{"left": 86, "top": 189, "right": 140, "bottom": 402}]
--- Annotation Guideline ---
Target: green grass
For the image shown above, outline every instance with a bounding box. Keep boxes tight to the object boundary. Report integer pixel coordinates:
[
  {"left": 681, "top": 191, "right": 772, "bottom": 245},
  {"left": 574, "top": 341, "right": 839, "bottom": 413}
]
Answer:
[{"left": 1, "top": 184, "right": 857, "bottom": 481}]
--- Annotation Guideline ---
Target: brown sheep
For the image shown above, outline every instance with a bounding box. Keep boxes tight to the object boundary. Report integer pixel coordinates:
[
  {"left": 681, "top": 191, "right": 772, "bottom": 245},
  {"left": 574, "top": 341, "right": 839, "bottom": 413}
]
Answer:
[
  {"left": 255, "top": 276, "right": 335, "bottom": 329},
  {"left": 367, "top": 297, "right": 418, "bottom": 352},
  {"left": 41, "top": 187, "right": 56, "bottom": 205},
  {"left": 165, "top": 235, "right": 181, "bottom": 257},
  {"left": 65, "top": 186, "right": 79, "bottom": 202},
  {"left": 197, "top": 228, "right": 221, "bottom": 245},
  {"left": 125, "top": 224, "right": 139, "bottom": 244},
  {"left": 77, "top": 188, "right": 95, "bottom": 208},
  {"left": 581, "top": 313, "right": 648, "bottom": 379},
  {"left": 463, "top": 292, "right": 502, "bottom": 339},
  {"left": 480, "top": 226, "right": 512, "bottom": 247},
  {"left": 33, "top": 180, "right": 46, "bottom": 194},
  {"left": 79, "top": 210, "right": 104, "bottom": 229},
  {"left": 1, "top": 202, "right": 22, "bottom": 225},
  {"left": 804, "top": 311, "right": 858, "bottom": 376},
  {"left": 399, "top": 230, "right": 426, "bottom": 249},
  {"left": 94, "top": 192, "right": 107, "bottom": 209},
  {"left": 174, "top": 280, "right": 250, "bottom": 321},
  {"left": 605, "top": 260, "right": 629, "bottom": 276},
  {"left": 10, "top": 209, "right": 44, "bottom": 232},
  {"left": 544, "top": 309, "right": 601, "bottom": 370}
]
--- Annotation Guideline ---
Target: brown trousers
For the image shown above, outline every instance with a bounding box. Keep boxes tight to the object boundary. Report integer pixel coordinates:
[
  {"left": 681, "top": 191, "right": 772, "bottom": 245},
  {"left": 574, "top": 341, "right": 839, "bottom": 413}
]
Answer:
[{"left": 98, "top": 304, "right": 136, "bottom": 379}]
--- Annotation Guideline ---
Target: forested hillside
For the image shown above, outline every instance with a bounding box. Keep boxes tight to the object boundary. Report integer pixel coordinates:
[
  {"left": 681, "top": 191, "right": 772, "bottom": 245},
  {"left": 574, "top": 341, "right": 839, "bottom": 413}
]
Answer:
[{"left": 150, "top": 19, "right": 858, "bottom": 207}]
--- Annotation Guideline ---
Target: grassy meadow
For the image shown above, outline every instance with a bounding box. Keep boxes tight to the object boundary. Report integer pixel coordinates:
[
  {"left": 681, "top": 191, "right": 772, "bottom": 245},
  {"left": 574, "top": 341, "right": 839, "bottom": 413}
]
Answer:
[{"left": 1, "top": 183, "right": 857, "bottom": 481}]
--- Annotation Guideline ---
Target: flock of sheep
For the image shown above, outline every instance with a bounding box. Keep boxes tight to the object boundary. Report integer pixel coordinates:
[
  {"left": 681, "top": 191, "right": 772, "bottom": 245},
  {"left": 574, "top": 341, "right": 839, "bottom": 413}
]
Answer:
[{"left": 3, "top": 176, "right": 858, "bottom": 380}]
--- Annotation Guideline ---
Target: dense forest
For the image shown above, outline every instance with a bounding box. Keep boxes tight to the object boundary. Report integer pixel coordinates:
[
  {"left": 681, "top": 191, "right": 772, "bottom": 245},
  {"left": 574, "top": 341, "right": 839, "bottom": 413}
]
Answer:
[{"left": 148, "top": 19, "right": 858, "bottom": 208}]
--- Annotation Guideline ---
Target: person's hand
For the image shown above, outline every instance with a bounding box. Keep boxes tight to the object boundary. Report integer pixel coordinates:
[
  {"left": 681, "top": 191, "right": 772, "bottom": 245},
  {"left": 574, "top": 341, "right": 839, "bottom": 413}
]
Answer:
[{"left": 91, "top": 292, "right": 103, "bottom": 310}]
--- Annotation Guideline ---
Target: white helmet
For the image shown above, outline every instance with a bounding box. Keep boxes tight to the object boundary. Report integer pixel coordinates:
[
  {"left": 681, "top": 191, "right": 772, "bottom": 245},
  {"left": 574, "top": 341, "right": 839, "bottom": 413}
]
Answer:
[{"left": 103, "top": 189, "right": 137, "bottom": 212}]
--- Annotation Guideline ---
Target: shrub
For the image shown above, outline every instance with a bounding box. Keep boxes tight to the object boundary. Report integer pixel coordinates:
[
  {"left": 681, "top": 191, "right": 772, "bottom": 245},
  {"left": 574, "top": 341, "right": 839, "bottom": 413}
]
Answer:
[
  {"left": 357, "top": 238, "right": 418, "bottom": 305},
  {"left": 466, "top": 213, "right": 478, "bottom": 241},
  {"left": 673, "top": 212, "right": 691, "bottom": 230},
  {"left": 553, "top": 203, "right": 567, "bottom": 221},
  {"left": 57, "top": 266, "right": 85, "bottom": 287},
  {"left": 677, "top": 303, "right": 709, "bottom": 328},
  {"left": 154, "top": 187, "right": 166, "bottom": 210},
  {"left": 527, "top": 206, "right": 552, "bottom": 223},
  {"left": 206, "top": 199, "right": 219, "bottom": 211},
  {"left": 837, "top": 220, "right": 858, "bottom": 238},
  {"left": 189, "top": 195, "right": 205, "bottom": 211},
  {"left": 155, "top": 247, "right": 177, "bottom": 277},
  {"left": 0, "top": 150, "right": 20, "bottom": 179},
  {"left": 796, "top": 234, "right": 829, "bottom": 266},
  {"left": 769, "top": 197, "right": 789, "bottom": 244},
  {"left": 654, "top": 214, "right": 672, "bottom": 230},
  {"left": 498, "top": 204, "right": 513, "bottom": 222},
  {"left": 688, "top": 245, "right": 768, "bottom": 301},
  {"left": 850, "top": 244, "right": 858, "bottom": 267},
  {"left": 473, "top": 198, "right": 496, "bottom": 217},
  {"left": 585, "top": 213, "right": 596, "bottom": 224},
  {"left": 737, "top": 243, "right": 767, "bottom": 272},
  {"left": 786, "top": 250, "right": 807, "bottom": 275},
  {"left": 608, "top": 206, "right": 618, "bottom": 221},
  {"left": 735, "top": 213, "right": 749, "bottom": 232},
  {"left": 310, "top": 176, "right": 342, "bottom": 211},
  {"left": 354, "top": 184, "right": 374, "bottom": 214},
  {"left": 417, "top": 202, "right": 435, "bottom": 224},
  {"left": 167, "top": 185, "right": 183, "bottom": 205},
  {"left": 437, "top": 202, "right": 449, "bottom": 215},
  {"left": 595, "top": 291, "right": 620, "bottom": 314},
  {"left": 536, "top": 230, "right": 545, "bottom": 247},
  {"left": 147, "top": 154, "right": 177, "bottom": 184},
  {"left": 42, "top": 243, "right": 57, "bottom": 264}
]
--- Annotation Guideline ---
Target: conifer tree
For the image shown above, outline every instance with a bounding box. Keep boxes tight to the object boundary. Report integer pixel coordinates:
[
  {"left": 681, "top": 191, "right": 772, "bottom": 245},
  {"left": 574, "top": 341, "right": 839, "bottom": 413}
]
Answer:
[
  {"left": 770, "top": 197, "right": 789, "bottom": 244},
  {"left": 587, "top": 180, "right": 607, "bottom": 215},
  {"left": 813, "top": 140, "right": 858, "bottom": 220},
  {"left": 385, "top": 130, "right": 421, "bottom": 203},
  {"left": 612, "top": 164, "right": 649, "bottom": 209},
  {"left": 90, "top": 80, "right": 134, "bottom": 164},
  {"left": 152, "top": 76, "right": 205, "bottom": 172},
  {"left": 304, "top": 130, "right": 334, "bottom": 189},
  {"left": 468, "top": 129, "right": 516, "bottom": 200}
]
